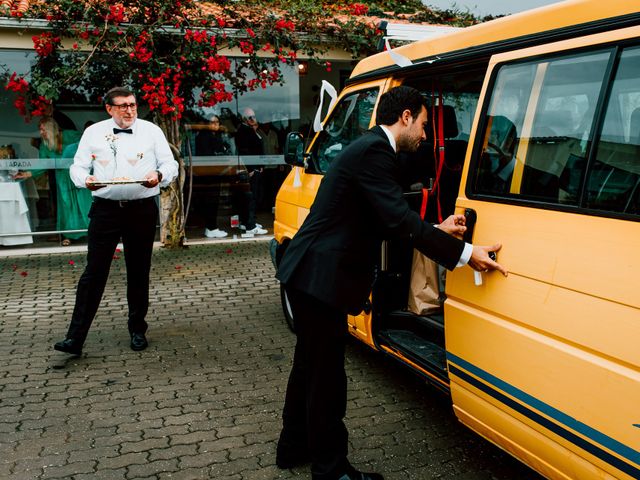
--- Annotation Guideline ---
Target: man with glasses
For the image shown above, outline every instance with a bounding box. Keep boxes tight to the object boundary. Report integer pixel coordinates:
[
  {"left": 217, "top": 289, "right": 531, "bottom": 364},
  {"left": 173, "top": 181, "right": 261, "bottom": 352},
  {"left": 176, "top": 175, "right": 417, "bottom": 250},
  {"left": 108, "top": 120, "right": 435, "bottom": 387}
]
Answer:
[{"left": 53, "top": 86, "right": 178, "bottom": 356}]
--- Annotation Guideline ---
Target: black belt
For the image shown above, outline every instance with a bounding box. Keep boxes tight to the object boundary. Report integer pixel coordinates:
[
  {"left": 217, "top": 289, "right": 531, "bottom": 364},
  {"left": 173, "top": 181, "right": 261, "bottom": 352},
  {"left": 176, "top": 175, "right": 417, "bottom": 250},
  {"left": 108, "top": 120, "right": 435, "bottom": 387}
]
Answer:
[{"left": 93, "top": 196, "right": 155, "bottom": 208}]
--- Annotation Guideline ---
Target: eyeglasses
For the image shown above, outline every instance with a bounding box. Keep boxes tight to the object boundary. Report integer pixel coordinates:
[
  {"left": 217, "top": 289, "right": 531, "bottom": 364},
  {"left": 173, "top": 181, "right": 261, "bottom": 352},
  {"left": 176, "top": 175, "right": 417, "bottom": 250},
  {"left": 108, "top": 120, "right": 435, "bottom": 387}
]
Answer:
[{"left": 110, "top": 103, "right": 137, "bottom": 112}]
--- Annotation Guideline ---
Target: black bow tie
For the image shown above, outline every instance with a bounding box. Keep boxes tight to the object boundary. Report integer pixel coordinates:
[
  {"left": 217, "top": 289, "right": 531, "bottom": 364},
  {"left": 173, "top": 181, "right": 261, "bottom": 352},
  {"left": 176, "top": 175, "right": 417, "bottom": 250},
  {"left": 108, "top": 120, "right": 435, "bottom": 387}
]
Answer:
[{"left": 113, "top": 128, "right": 133, "bottom": 134}]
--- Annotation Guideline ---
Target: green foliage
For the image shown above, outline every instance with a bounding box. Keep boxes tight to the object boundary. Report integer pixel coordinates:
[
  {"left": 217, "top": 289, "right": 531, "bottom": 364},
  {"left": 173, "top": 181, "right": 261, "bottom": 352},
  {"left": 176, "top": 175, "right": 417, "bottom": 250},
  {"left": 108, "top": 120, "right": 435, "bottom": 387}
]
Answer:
[{"left": 4, "top": 0, "right": 483, "bottom": 124}]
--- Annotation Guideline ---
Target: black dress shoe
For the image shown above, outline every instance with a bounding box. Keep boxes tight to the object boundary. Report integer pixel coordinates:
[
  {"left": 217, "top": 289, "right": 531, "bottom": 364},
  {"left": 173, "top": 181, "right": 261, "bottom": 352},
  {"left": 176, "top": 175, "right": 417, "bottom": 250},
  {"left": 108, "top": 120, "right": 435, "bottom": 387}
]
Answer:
[
  {"left": 130, "top": 333, "right": 148, "bottom": 351},
  {"left": 335, "top": 470, "right": 384, "bottom": 480},
  {"left": 53, "top": 338, "right": 83, "bottom": 355}
]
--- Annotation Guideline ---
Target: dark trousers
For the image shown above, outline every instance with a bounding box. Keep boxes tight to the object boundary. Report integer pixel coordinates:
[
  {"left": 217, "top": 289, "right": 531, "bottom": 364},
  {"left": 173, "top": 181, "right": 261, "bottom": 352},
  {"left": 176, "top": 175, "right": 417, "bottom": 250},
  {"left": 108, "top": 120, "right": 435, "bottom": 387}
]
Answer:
[
  {"left": 279, "top": 287, "right": 349, "bottom": 478},
  {"left": 233, "top": 170, "right": 260, "bottom": 230},
  {"left": 66, "top": 197, "right": 158, "bottom": 343}
]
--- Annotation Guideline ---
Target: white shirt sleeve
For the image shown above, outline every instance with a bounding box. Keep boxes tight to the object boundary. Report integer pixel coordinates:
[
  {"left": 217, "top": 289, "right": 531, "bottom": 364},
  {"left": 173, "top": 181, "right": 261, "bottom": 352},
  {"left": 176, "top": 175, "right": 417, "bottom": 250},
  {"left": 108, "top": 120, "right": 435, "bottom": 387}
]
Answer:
[{"left": 456, "top": 242, "right": 473, "bottom": 268}]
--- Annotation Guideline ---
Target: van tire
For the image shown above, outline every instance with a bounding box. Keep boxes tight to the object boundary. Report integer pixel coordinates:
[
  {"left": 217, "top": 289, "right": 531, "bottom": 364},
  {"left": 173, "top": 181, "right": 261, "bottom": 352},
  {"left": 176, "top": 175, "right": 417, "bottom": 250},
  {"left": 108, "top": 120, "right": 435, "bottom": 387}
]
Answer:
[{"left": 280, "top": 284, "right": 295, "bottom": 332}]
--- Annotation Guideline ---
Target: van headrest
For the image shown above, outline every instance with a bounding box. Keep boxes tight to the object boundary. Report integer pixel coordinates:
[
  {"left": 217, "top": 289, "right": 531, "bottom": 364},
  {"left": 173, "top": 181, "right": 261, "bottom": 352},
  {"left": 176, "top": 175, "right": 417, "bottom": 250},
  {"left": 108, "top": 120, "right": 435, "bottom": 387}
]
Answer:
[{"left": 427, "top": 105, "right": 459, "bottom": 139}]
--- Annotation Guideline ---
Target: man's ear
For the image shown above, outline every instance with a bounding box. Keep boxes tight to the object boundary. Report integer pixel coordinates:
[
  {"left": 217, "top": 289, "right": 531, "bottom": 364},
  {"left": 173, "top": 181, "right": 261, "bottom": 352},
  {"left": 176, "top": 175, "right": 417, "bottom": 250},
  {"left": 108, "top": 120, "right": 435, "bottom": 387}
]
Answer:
[{"left": 400, "top": 109, "right": 412, "bottom": 125}]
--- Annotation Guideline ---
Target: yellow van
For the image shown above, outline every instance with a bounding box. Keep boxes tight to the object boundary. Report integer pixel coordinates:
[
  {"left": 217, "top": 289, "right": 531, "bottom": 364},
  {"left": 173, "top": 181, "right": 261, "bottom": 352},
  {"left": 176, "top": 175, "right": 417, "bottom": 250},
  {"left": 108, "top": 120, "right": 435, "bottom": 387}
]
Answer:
[{"left": 271, "top": 1, "right": 640, "bottom": 478}]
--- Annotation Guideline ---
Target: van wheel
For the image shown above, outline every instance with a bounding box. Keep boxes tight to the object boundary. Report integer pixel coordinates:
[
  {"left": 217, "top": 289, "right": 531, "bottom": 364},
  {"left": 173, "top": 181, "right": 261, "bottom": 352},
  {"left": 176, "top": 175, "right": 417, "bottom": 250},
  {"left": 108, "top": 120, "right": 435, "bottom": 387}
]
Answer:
[{"left": 280, "top": 284, "right": 295, "bottom": 332}]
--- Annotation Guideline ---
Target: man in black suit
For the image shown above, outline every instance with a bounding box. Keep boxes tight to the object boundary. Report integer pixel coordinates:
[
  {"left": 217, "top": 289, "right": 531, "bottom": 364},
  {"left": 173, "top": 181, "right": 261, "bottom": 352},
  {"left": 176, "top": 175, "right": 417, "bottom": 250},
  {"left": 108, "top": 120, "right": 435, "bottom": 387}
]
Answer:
[{"left": 276, "top": 86, "right": 507, "bottom": 480}]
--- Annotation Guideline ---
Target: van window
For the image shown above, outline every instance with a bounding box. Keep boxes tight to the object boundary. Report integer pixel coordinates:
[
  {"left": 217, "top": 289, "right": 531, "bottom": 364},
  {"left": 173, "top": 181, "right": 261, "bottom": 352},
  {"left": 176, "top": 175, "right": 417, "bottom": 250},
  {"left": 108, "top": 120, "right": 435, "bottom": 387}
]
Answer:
[
  {"left": 585, "top": 46, "right": 640, "bottom": 215},
  {"left": 311, "top": 88, "right": 378, "bottom": 172},
  {"left": 472, "top": 45, "right": 640, "bottom": 218},
  {"left": 473, "top": 49, "right": 613, "bottom": 206}
]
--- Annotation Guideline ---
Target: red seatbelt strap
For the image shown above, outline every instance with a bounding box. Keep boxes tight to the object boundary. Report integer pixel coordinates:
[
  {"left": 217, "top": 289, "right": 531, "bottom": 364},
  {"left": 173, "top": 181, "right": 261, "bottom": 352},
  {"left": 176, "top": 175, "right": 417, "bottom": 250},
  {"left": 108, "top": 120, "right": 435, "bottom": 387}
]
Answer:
[
  {"left": 420, "top": 187, "right": 428, "bottom": 220},
  {"left": 429, "top": 88, "right": 445, "bottom": 224}
]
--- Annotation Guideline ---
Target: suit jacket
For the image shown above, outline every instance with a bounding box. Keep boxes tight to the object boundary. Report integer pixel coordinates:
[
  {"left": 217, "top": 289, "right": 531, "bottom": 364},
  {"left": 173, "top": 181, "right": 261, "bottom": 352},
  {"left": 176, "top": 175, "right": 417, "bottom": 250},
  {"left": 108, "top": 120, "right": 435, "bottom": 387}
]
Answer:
[{"left": 277, "top": 126, "right": 465, "bottom": 314}]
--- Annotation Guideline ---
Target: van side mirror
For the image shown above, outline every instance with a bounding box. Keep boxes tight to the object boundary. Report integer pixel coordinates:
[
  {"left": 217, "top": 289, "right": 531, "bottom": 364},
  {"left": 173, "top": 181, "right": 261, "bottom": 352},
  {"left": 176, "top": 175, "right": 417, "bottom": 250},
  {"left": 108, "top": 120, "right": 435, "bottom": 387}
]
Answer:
[{"left": 284, "top": 132, "right": 308, "bottom": 167}]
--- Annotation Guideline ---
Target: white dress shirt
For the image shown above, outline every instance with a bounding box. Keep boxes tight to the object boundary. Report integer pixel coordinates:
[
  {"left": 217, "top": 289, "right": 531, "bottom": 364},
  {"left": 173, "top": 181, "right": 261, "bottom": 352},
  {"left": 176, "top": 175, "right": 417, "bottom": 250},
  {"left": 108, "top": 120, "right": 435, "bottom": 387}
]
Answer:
[
  {"left": 70, "top": 118, "right": 179, "bottom": 200},
  {"left": 379, "top": 125, "right": 472, "bottom": 267}
]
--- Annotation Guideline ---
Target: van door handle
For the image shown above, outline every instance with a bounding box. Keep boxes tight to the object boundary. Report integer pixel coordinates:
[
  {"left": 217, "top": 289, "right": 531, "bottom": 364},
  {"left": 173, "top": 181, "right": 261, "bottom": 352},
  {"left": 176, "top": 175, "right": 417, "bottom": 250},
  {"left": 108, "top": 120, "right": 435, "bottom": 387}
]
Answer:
[{"left": 463, "top": 208, "right": 477, "bottom": 243}]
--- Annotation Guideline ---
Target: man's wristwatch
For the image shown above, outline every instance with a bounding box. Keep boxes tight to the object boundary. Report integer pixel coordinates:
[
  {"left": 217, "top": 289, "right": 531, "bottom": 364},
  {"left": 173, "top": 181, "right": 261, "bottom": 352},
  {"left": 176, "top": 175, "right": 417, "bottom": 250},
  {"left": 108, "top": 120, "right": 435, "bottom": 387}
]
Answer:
[{"left": 155, "top": 170, "right": 163, "bottom": 182}]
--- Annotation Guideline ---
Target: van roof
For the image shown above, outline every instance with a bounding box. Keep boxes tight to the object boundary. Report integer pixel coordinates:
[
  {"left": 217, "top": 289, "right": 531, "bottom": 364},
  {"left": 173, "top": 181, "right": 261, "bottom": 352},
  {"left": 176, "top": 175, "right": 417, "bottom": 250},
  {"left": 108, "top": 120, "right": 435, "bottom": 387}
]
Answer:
[{"left": 349, "top": 0, "right": 640, "bottom": 81}]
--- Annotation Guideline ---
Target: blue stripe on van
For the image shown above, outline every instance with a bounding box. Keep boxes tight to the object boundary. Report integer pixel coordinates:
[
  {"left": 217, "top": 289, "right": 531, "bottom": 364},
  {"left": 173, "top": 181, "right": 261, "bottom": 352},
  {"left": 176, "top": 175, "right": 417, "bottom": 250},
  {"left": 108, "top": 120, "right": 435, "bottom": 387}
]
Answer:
[{"left": 446, "top": 352, "right": 640, "bottom": 478}]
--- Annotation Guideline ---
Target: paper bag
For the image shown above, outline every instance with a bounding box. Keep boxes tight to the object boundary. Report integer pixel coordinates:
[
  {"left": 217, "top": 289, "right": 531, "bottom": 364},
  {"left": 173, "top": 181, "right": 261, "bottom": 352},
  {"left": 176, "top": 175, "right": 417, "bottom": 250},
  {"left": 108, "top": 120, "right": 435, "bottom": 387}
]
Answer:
[{"left": 407, "top": 249, "right": 443, "bottom": 315}]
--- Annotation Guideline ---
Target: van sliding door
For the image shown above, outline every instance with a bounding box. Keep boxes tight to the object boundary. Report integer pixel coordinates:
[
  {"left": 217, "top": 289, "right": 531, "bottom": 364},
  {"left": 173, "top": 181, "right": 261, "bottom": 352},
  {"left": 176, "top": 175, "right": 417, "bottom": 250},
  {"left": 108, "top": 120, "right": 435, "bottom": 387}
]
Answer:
[{"left": 446, "top": 29, "right": 640, "bottom": 480}]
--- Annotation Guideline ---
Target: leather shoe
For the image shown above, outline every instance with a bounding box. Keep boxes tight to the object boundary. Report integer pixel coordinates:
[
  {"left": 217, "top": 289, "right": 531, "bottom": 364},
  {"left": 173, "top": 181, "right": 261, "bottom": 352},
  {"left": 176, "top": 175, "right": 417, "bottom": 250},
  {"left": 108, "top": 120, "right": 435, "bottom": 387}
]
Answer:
[
  {"left": 53, "top": 338, "right": 83, "bottom": 355},
  {"left": 313, "top": 466, "right": 384, "bottom": 480},
  {"left": 130, "top": 332, "right": 148, "bottom": 351},
  {"left": 336, "top": 470, "right": 384, "bottom": 480}
]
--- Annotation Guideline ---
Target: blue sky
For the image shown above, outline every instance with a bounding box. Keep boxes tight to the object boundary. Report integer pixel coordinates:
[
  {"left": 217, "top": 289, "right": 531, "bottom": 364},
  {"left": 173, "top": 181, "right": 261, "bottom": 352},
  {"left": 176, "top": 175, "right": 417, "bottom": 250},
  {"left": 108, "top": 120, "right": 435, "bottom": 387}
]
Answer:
[{"left": 422, "top": 0, "right": 564, "bottom": 17}]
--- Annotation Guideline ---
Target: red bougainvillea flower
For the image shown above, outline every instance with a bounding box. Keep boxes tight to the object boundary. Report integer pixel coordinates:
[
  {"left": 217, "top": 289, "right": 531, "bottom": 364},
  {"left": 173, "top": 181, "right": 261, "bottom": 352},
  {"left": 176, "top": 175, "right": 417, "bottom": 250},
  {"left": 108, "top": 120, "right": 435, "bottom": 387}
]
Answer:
[
  {"left": 5, "top": 73, "right": 29, "bottom": 93},
  {"left": 20, "top": 271, "right": 28, "bottom": 277},
  {"left": 239, "top": 41, "right": 255, "bottom": 55},
  {"left": 350, "top": 3, "right": 369, "bottom": 15},
  {"left": 131, "top": 32, "right": 153, "bottom": 63},
  {"left": 68, "top": 260, "right": 75, "bottom": 265},
  {"left": 106, "top": 4, "right": 126, "bottom": 24},
  {"left": 32, "top": 32, "right": 61, "bottom": 57},
  {"left": 275, "top": 19, "right": 295, "bottom": 32},
  {"left": 175, "top": 265, "right": 182, "bottom": 270},
  {"left": 30, "top": 96, "right": 52, "bottom": 117}
]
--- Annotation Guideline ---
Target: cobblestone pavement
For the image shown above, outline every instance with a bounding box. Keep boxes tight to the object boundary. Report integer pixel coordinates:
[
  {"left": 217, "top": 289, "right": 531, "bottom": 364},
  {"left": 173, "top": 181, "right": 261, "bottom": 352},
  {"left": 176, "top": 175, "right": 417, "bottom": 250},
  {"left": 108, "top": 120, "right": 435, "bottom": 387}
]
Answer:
[{"left": 0, "top": 241, "right": 543, "bottom": 480}]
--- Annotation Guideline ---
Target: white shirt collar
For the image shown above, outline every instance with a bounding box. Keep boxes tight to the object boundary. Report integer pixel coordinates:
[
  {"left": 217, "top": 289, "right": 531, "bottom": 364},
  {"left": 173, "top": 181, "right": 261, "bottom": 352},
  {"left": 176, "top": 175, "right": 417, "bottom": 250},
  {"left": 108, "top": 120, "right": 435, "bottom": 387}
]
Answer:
[
  {"left": 379, "top": 125, "right": 396, "bottom": 152},
  {"left": 110, "top": 118, "right": 137, "bottom": 133}
]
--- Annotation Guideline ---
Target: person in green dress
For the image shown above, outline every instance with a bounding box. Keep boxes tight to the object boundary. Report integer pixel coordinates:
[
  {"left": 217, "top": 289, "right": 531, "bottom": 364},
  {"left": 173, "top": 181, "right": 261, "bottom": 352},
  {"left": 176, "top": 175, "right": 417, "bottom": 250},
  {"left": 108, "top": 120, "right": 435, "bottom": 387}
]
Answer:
[{"left": 38, "top": 117, "right": 92, "bottom": 245}]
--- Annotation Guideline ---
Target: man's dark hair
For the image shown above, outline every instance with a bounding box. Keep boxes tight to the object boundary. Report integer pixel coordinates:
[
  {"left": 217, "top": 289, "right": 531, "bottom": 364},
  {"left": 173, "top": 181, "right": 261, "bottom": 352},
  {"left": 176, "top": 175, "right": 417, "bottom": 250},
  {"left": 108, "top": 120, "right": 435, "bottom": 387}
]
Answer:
[
  {"left": 376, "top": 86, "right": 427, "bottom": 126},
  {"left": 104, "top": 87, "right": 135, "bottom": 106}
]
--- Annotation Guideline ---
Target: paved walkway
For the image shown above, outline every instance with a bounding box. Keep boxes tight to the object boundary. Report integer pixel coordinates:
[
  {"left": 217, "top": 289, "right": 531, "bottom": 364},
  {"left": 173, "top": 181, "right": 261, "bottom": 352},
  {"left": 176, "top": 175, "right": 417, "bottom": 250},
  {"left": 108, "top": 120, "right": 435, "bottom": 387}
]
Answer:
[{"left": 0, "top": 241, "right": 542, "bottom": 479}]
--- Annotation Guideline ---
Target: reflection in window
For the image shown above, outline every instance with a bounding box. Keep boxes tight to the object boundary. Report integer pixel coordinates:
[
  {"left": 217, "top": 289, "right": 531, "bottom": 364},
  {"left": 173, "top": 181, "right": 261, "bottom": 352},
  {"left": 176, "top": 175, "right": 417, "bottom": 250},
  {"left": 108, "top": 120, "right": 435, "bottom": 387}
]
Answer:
[
  {"left": 311, "top": 88, "right": 378, "bottom": 172},
  {"left": 586, "top": 46, "right": 640, "bottom": 215},
  {"left": 474, "top": 50, "right": 612, "bottom": 206}
]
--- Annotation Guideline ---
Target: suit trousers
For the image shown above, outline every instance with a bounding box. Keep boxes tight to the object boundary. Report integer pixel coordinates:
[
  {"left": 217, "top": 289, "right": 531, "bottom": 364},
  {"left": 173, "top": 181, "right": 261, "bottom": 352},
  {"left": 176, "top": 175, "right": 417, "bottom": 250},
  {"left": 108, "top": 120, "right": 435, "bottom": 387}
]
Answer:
[
  {"left": 279, "top": 287, "right": 350, "bottom": 478},
  {"left": 66, "top": 196, "right": 158, "bottom": 343}
]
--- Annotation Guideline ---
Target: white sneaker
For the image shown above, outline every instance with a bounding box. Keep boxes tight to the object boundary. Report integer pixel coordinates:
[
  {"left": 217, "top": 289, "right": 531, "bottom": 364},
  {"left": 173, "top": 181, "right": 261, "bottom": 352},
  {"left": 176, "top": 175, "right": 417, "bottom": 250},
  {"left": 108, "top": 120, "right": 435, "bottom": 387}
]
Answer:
[
  {"left": 244, "top": 226, "right": 268, "bottom": 235},
  {"left": 240, "top": 223, "right": 262, "bottom": 231},
  {"left": 204, "top": 228, "right": 228, "bottom": 238}
]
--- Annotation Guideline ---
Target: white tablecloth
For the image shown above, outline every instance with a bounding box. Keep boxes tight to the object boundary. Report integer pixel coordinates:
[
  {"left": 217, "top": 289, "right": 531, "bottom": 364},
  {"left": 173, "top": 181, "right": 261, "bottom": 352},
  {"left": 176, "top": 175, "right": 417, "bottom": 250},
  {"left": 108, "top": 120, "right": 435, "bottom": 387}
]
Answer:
[{"left": 0, "top": 181, "right": 33, "bottom": 245}]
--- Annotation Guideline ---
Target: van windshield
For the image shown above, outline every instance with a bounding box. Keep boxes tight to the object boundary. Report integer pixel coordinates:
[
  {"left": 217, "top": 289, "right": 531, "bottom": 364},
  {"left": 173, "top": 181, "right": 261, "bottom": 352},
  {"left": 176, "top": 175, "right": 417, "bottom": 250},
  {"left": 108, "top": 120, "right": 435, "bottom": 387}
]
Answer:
[{"left": 310, "top": 88, "right": 379, "bottom": 173}]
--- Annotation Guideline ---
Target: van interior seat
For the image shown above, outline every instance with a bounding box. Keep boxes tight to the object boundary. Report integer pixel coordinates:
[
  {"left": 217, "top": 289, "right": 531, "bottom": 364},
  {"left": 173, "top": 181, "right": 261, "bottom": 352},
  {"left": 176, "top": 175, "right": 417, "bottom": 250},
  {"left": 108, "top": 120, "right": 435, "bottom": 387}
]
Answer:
[{"left": 425, "top": 104, "right": 467, "bottom": 220}]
